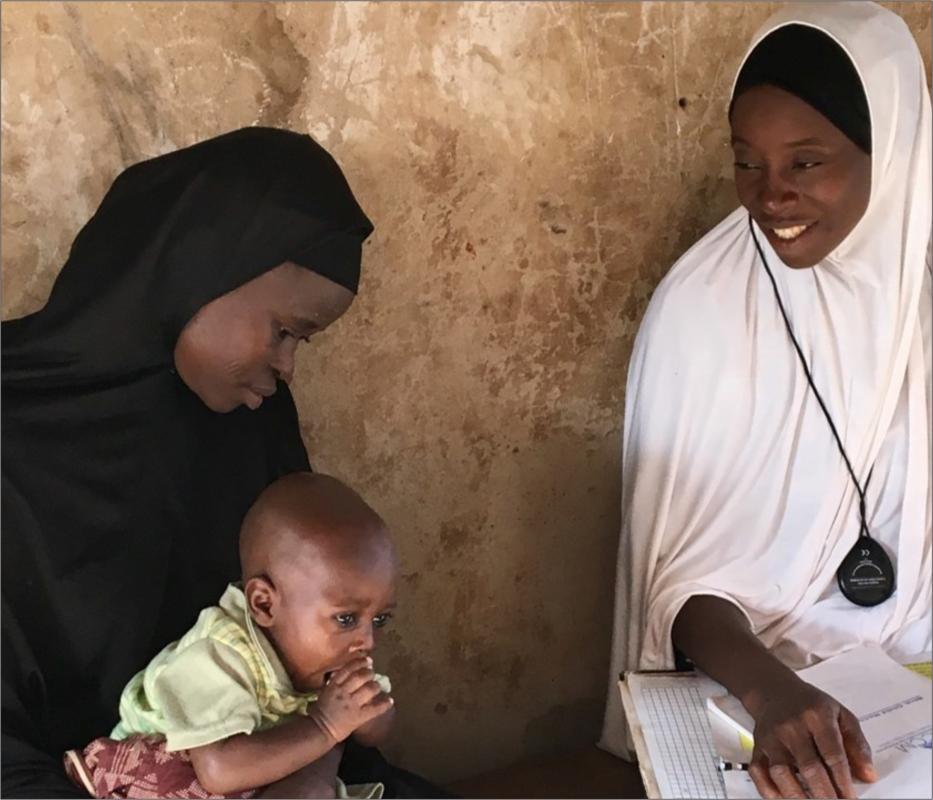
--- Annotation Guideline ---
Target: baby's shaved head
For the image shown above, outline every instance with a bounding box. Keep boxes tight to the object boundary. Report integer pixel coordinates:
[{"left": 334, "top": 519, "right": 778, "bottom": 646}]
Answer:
[
  {"left": 239, "top": 473, "right": 397, "bottom": 691},
  {"left": 239, "top": 472, "right": 390, "bottom": 582}
]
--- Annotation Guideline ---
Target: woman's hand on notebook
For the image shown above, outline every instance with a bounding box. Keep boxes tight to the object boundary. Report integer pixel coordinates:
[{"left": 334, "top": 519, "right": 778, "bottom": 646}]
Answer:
[
  {"left": 745, "top": 679, "right": 876, "bottom": 799},
  {"left": 671, "top": 596, "right": 878, "bottom": 799}
]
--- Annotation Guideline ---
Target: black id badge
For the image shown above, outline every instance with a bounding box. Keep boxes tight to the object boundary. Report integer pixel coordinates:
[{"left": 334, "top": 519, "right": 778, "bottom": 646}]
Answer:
[{"left": 836, "top": 537, "right": 895, "bottom": 607}]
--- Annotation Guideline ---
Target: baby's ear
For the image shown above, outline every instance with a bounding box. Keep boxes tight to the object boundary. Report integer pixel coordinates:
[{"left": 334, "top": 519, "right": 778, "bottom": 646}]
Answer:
[{"left": 245, "top": 576, "right": 278, "bottom": 627}]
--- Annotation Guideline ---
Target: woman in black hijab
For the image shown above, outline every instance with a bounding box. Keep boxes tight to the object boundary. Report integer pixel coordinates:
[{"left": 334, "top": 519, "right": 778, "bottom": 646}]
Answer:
[{"left": 2, "top": 127, "right": 440, "bottom": 798}]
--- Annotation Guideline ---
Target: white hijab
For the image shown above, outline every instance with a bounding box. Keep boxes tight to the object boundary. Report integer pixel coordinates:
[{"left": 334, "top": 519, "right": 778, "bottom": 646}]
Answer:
[{"left": 601, "top": 1, "right": 931, "bottom": 758}]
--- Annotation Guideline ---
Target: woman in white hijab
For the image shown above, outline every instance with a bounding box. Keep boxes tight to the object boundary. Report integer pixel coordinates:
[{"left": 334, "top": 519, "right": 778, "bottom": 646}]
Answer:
[{"left": 601, "top": 3, "right": 930, "bottom": 798}]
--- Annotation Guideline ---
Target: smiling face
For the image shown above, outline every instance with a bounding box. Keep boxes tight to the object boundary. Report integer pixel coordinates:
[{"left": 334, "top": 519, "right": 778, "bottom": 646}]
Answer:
[
  {"left": 730, "top": 84, "right": 871, "bottom": 268},
  {"left": 173, "top": 262, "right": 354, "bottom": 413}
]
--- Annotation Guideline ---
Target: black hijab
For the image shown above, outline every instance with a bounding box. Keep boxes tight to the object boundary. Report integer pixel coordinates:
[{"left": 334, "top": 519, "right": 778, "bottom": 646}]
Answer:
[
  {"left": 730, "top": 23, "right": 872, "bottom": 154},
  {"left": 1, "top": 127, "right": 374, "bottom": 796}
]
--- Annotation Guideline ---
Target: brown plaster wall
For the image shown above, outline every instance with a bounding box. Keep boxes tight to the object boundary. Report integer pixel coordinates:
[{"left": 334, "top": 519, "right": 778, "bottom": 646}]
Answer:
[{"left": 3, "top": 1, "right": 930, "bottom": 783}]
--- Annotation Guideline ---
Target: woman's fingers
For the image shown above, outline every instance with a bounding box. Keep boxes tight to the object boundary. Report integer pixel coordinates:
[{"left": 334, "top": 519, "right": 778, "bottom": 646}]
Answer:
[
  {"left": 796, "top": 759, "right": 840, "bottom": 798},
  {"left": 779, "top": 720, "right": 840, "bottom": 798},
  {"left": 810, "top": 712, "right": 857, "bottom": 798},
  {"left": 839, "top": 709, "right": 877, "bottom": 783},
  {"left": 768, "top": 762, "right": 809, "bottom": 798},
  {"left": 749, "top": 755, "right": 784, "bottom": 799},
  {"left": 752, "top": 743, "right": 809, "bottom": 799},
  {"left": 758, "top": 724, "right": 843, "bottom": 799}
]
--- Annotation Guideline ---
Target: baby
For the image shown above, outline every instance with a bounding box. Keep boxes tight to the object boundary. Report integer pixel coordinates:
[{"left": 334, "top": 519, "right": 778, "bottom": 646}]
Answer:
[{"left": 65, "top": 472, "right": 398, "bottom": 799}]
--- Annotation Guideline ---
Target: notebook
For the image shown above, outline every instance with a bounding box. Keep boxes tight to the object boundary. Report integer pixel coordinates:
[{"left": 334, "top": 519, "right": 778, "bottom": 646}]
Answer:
[{"left": 618, "top": 670, "right": 727, "bottom": 799}]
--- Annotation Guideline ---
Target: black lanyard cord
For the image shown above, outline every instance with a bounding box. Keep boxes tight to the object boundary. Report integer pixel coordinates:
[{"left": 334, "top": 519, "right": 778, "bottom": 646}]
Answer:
[{"left": 748, "top": 215, "right": 874, "bottom": 538}]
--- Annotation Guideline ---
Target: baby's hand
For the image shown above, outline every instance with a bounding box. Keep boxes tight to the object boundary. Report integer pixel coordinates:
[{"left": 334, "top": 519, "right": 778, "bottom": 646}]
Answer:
[{"left": 309, "top": 656, "right": 393, "bottom": 743}]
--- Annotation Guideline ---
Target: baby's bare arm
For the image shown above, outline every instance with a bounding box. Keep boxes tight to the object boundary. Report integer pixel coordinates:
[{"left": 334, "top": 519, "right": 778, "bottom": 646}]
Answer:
[
  {"left": 188, "top": 714, "right": 336, "bottom": 795},
  {"left": 189, "top": 656, "right": 389, "bottom": 795}
]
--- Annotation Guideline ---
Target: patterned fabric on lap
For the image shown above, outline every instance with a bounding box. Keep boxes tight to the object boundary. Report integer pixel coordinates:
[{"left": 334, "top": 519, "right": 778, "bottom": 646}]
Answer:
[{"left": 63, "top": 735, "right": 257, "bottom": 799}]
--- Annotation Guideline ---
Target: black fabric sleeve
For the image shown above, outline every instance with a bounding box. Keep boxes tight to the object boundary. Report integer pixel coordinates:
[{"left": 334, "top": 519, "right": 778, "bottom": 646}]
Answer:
[
  {"left": 0, "top": 731, "right": 88, "bottom": 799},
  {"left": 2, "top": 603, "right": 89, "bottom": 799}
]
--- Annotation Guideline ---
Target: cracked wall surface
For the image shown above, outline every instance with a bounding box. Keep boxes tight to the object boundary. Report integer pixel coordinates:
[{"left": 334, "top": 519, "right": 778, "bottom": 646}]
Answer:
[{"left": 3, "top": 1, "right": 930, "bottom": 783}]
